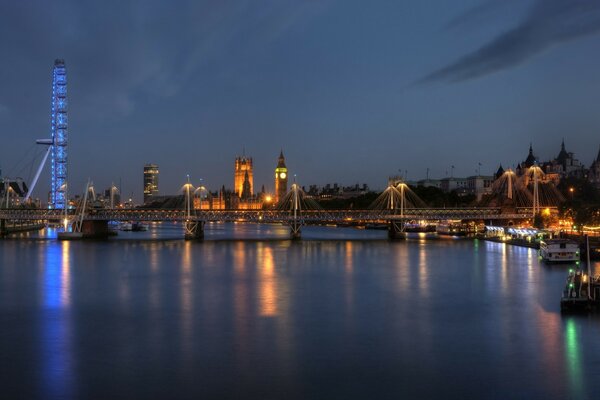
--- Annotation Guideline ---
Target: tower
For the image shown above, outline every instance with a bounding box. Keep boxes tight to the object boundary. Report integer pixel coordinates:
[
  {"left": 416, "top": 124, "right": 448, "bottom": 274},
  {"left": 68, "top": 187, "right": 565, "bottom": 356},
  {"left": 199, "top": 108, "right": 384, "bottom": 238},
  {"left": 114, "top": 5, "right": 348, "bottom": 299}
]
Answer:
[
  {"left": 275, "top": 151, "right": 288, "bottom": 203},
  {"left": 234, "top": 155, "right": 253, "bottom": 197},
  {"left": 50, "top": 59, "right": 68, "bottom": 209},
  {"left": 143, "top": 164, "right": 159, "bottom": 204}
]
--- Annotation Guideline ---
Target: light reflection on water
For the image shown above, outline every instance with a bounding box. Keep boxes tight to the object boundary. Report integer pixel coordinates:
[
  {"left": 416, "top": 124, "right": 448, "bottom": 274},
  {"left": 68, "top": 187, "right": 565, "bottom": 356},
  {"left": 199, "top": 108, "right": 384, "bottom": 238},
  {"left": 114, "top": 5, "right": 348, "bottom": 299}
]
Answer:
[
  {"left": 2, "top": 224, "right": 600, "bottom": 399},
  {"left": 565, "top": 318, "right": 584, "bottom": 398},
  {"left": 41, "top": 241, "right": 73, "bottom": 399}
]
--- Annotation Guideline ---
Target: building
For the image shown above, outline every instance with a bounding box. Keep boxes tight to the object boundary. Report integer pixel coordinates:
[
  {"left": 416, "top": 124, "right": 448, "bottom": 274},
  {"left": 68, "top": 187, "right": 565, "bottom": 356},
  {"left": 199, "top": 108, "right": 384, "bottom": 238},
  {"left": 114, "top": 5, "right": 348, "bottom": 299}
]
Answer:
[
  {"left": 516, "top": 144, "right": 538, "bottom": 176},
  {"left": 304, "top": 183, "right": 369, "bottom": 200},
  {"left": 143, "top": 164, "right": 159, "bottom": 204},
  {"left": 542, "top": 140, "right": 585, "bottom": 179},
  {"left": 588, "top": 145, "right": 600, "bottom": 189},
  {"left": 440, "top": 177, "right": 468, "bottom": 193},
  {"left": 103, "top": 187, "right": 121, "bottom": 208},
  {"left": 416, "top": 179, "right": 442, "bottom": 189},
  {"left": 274, "top": 151, "right": 288, "bottom": 203},
  {"left": 467, "top": 175, "right": 494, "bottom": 201},
  {"left": 234, "top": 155, "right": 253, "bottom": 198}
]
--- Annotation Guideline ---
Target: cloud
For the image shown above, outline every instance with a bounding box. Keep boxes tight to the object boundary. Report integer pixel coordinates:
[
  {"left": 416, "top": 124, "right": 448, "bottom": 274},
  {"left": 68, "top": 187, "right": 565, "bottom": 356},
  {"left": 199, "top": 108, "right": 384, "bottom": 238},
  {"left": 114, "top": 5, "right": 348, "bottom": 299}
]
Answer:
[
  {"left": 0, "top": 0, "right": 331, "bottom": 120},
  {"left": 420, "top": 0, "right": 600, "bottom": 84},
  {"left": 444, "top": 0, "right": 523, "bottom": 31}
]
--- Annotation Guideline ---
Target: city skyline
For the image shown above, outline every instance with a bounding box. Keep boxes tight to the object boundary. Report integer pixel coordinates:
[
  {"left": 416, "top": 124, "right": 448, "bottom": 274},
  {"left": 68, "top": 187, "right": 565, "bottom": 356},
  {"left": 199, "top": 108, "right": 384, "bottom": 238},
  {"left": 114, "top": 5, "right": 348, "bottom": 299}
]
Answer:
[{"left": 1, "top": 1, "right": 600, "bottom": 201}]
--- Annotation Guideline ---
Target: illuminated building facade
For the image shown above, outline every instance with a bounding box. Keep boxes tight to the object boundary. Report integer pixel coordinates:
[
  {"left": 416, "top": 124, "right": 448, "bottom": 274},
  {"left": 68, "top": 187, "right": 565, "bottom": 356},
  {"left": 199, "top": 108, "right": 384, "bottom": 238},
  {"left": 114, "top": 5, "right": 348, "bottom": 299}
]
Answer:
[
  {"left": 274, "top": 151, "right": 288, "bottom": 203},
  {"left": 143, "top": 164, "right": 159, "bottom": 204},
  {"left": 50, "top": 59, "right": 68, "bottom": 209},
  {"left": 234, "top": 155, "right": 253, "bottom": 198},
  {"left": 589, "top": 146, "right": 600, "bottom": 189}
]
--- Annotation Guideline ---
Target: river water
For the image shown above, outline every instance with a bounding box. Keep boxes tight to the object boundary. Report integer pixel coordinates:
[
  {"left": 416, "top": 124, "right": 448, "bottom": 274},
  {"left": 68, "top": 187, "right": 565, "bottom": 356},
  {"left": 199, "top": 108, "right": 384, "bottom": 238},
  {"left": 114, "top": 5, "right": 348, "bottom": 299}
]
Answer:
[{"left": 1, "top": 223, "right": 600, "bottom": 399}]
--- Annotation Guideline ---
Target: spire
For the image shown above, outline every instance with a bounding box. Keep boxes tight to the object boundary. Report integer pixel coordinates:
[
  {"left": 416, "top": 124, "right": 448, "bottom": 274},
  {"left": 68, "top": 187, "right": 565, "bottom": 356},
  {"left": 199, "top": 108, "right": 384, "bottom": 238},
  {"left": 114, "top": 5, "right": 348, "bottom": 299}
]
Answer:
[
  {"left": 524, "top": 143, "right": 536, "bottom": 167},
  {"left": 556, "top": 138, "right": 569, "bottom": 165},
  {"left": 495, "top": 164, "right": 504, "bottom": 180},
  {"left": 277, "top": 150, "right": 286, "bottom": 168}
]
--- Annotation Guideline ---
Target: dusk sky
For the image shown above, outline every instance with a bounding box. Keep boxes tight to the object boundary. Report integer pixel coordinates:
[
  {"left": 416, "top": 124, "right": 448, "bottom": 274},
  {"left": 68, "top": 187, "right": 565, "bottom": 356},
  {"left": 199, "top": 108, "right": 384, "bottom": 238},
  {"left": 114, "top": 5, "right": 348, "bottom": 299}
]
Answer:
[{"left": 1, "top": 0, "right": 600, "bottom": 201}]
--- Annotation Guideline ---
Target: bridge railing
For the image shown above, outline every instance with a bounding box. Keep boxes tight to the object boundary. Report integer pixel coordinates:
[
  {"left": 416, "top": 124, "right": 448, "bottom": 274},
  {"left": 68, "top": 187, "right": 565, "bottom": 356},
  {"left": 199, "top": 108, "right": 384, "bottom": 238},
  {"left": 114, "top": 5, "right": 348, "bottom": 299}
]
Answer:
[{"left": 0, "top": 206, "right": 557, "bottom": 223}]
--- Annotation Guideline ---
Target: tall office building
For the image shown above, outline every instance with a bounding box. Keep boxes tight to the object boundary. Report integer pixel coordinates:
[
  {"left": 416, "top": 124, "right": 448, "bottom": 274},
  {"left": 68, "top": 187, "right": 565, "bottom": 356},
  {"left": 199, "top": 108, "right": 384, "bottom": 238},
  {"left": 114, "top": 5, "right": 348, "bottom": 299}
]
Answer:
[
  {"left": 234, "top": 155, "right": 253, "bottom": 198},
  {"left": 143, "top": 164, "right": 159, "bottom": 204},
  {"left": 274, "top": 151, "right": 288, "bottom": 203}
]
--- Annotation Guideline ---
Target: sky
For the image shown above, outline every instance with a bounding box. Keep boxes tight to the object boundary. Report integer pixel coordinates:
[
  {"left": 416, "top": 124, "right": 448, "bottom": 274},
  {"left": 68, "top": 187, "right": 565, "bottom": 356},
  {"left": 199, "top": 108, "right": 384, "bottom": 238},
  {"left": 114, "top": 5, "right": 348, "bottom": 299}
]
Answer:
[{"left": 1, "top": 0, "right": 600, "bottom": 201}]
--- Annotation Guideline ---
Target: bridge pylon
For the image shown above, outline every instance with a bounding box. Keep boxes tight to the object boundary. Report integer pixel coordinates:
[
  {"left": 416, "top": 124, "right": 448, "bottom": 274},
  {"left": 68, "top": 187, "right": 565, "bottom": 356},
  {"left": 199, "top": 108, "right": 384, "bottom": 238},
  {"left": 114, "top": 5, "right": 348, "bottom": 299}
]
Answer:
[
  {"left": 183, "top": 178, "right": 204, "bottom": 240},
  {"left": 275, "top": 182, "right": 320, "bottom": 240},
  {"left": 289, "top": 183, "right": 302, "bottom": 239}
]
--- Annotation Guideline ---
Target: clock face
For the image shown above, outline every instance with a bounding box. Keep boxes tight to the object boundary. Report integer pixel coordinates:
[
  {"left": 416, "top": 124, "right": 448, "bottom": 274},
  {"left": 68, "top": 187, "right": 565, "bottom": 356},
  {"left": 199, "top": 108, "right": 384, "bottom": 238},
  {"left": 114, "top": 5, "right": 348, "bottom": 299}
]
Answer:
[{"left": 279, "top": 172, "right": 287, "bottom": 179}]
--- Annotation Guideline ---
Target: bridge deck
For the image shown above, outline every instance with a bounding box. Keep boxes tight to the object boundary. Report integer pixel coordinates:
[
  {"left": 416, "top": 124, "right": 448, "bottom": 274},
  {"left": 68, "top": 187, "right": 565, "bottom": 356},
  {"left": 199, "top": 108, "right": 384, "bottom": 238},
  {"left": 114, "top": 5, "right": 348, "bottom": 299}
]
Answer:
[{"left": 0, "top": 207, "right": 548, "bottom": 223}]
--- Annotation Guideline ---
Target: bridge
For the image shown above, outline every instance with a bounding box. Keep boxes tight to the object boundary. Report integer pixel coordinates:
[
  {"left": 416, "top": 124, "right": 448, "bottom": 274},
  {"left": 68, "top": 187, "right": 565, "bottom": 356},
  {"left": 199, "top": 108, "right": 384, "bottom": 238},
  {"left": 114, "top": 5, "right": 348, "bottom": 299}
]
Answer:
[
  {"left": 1, "top": 176, "right": 558, "bottom": 240},
  {"left": 0, "top": 205, "right": 546, "bottom": 240},
  {"left": 1, "top": 173, "right": 560, "bottom": 240}
]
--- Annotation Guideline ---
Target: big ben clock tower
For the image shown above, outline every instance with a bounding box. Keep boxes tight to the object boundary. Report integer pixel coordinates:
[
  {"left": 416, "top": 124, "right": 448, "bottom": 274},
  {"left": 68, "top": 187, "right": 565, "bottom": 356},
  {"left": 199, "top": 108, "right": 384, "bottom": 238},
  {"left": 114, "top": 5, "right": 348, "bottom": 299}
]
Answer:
[{"left": 274, "top": 150, "right": 288, "bottom": 203}]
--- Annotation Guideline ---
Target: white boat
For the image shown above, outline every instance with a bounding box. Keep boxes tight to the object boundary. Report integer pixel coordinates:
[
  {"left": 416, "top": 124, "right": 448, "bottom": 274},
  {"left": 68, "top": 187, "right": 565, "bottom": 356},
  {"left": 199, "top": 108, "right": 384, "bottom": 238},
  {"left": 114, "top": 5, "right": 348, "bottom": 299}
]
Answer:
[
  {"left": 540, "top": 239, "right": 579, "bottom": 263},
  {"left": 119, "top": 222, "right": 133, "bottom": 231},
  {"left": 436, "top": 222, "right": 468, "bottom": 236}
]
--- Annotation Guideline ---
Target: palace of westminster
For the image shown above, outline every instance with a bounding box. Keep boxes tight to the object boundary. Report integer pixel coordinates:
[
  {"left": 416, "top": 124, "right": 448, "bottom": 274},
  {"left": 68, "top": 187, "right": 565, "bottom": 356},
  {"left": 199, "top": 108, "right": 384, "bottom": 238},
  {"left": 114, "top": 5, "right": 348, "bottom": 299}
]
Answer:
[{"left": 142, "top": 151, "right": 290, "bottom": 210}]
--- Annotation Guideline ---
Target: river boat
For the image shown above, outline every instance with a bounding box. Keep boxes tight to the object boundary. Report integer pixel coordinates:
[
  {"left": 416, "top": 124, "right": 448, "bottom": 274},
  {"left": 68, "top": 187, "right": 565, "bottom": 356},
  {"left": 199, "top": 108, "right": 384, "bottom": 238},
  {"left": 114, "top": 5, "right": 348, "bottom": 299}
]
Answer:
[
  {"left": 404, "top": 222, "right": 436, "bottom": 233},
  {"left": 540, "top": 239, "right": 579, "bottom": 263},
  {"left": 131, "top": 222, "right": 149, "bottom": 232},
  {"left": 560, "top": 269, "right": 600, "bottom": 311},
  {"left": 119, "top": 222, "right": 132, "bottom": 231},
  {"left": 560, "top": 236, "right": 600, "bottom": 312},
  {"left": 436, "top": 222, "right": 468, "bottom": 237}
]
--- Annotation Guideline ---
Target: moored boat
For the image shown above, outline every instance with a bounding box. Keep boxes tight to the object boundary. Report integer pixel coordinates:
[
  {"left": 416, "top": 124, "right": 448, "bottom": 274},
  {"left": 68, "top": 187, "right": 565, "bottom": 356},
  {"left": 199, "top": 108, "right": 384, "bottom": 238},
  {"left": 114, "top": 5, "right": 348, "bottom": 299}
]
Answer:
[
  {"left": 436, "top": 222, "right": 468, "bottom": 237},
  {"left": 560, "top": 269, "right": 600, "bottom": 311},
  {"left": 560, "top": 235, "right": 600, "bottom": 312},
  {"left": 540, "top": 239, "right": 579, "bottom": 263},
  {"left": 131, "top": 222, "right": 149, "bottom": 231}
]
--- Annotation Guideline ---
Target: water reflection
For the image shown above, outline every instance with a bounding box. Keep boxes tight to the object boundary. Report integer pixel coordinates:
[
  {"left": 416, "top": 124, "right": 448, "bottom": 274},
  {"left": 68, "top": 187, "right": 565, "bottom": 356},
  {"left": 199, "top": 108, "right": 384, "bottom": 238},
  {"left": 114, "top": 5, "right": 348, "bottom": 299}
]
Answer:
[
  {"left": 148, "top": 242, "right": 161, "bottom": 309},
  {"left": 259, "top": 246, "right": 277, "bottom": 317},
  {"left": 535, "top": 304, "right": 563, "bottom": 394},
  {"left": 41, "top": 242, "right": 73, "bottom": 398},
  {"left": 344, "top": 242, "right": 354, "bottom": 313},
  {"left": 565, "top": 318, "right": 584, "bottom": 398},
  {"left": 500, "top": 243, "right": 508, "bottom": 293},
  {"left": 180, "top": 241, "right": 194, "bottom": 358},
  {"left": 61, "top": 241, "right": 71, "bottom": 307},
  {"left": 418, "top": 243, "right": 428, "bottom": 294}
]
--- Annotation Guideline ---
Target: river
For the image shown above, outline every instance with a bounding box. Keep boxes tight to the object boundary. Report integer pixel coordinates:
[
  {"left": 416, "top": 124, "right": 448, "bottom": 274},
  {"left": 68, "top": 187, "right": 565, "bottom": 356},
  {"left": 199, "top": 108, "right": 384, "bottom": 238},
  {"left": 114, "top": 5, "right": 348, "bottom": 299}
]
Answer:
[{"left": 1, "top": 223, "right": 599, "bottom": 399}]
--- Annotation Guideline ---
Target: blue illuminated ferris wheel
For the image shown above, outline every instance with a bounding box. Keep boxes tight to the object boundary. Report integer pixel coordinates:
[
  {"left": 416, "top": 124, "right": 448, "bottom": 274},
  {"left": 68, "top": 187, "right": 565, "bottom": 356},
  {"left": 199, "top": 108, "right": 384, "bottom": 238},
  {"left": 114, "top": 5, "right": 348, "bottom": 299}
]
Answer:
[{"left": 50, "top": 59, "right": 67, "bottom": 209}]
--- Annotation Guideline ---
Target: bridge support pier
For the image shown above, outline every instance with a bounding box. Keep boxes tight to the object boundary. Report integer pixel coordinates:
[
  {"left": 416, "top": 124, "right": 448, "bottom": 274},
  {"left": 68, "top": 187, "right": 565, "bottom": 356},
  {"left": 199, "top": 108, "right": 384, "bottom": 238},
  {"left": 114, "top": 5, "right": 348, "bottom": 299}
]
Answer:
[
  {"left": 81, "top": 220, "right": 110, "bottom": 239},
  {"left": 185, "top": 221, "right": 205, "bottom": 241},
  {"left": 290, "top": 223, "right": 301, "bottom": 240},
  {"left": 388, "top": 220, "right": 406, "bottom": 240},
  {"left": 0, "top": 219, "right": 6, "bottom": 238}
]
